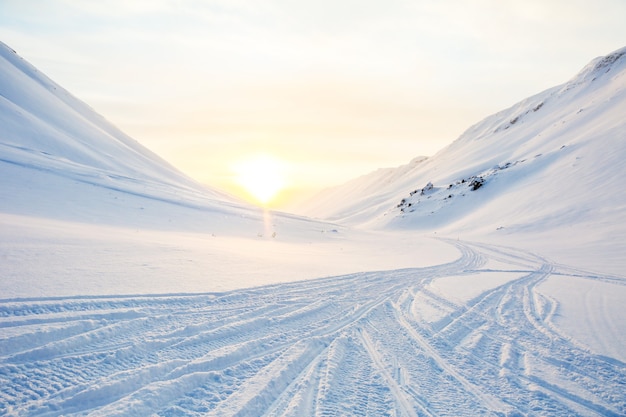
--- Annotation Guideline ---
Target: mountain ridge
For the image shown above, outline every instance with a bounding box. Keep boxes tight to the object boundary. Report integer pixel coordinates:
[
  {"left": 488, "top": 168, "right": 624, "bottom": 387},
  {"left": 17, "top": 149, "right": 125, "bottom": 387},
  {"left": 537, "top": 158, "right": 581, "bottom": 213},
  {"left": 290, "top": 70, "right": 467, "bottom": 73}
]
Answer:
[
  {"left": 0, "top": 42, "right": 338, "bottom": 238},
  {"left": 0, "top": 41, "right": 220, "bottom": 197}
]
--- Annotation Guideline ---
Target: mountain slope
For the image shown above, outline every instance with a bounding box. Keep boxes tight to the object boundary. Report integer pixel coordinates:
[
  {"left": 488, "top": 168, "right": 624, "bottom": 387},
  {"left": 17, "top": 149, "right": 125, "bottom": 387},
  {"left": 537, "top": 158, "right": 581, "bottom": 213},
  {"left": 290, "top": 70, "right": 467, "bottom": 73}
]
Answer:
[
  {"left": 0, "top": 43, "right": 220, "bottom": 193},
  {"left": 297, "top": 47, "right": 626, "bottom": 239},
  {"left": 298, "top": 155, "right": 429, "bottom": 222},
  {"left": 0, "top": 42, "right": 274, "bottom": 234}
]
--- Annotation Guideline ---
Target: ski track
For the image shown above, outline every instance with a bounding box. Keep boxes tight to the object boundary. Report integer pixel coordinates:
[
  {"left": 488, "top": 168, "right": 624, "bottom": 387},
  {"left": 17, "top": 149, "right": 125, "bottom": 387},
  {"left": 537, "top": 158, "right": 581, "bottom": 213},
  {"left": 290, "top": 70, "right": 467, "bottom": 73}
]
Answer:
[{"left": 1, "top": 240, "right": 624, "bottom": 416}]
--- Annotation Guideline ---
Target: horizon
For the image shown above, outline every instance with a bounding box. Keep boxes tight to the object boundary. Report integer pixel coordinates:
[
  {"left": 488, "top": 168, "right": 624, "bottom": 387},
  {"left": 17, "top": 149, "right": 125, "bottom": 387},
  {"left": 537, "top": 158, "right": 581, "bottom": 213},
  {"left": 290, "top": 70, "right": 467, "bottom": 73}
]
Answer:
[{"left": 1, "top": 0, "right": 625, "bottom": 208}]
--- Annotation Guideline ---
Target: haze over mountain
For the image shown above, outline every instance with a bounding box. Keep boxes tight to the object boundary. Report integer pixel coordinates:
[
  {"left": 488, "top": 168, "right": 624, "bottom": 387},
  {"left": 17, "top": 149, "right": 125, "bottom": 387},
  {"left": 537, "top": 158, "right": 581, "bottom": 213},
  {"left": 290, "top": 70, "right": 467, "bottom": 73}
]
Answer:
[{"left": 1, "top": 42, "right": 625, "bottom": 416}]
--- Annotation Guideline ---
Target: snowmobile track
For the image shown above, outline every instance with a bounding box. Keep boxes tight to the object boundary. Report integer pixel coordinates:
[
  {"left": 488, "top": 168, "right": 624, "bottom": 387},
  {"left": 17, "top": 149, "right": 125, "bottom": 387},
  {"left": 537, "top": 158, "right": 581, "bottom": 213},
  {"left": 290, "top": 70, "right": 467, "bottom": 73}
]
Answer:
[{"left": 1, "top": 239, "right": 624, "bottom": 416}]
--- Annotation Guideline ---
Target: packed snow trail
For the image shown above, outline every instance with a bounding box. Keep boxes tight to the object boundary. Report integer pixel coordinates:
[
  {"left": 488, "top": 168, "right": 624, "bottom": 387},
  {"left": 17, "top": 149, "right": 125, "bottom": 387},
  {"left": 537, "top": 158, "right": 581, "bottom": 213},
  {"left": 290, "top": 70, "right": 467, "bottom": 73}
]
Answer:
[{"left": 0, "top": 240, "right": 624, "bottom": 416}]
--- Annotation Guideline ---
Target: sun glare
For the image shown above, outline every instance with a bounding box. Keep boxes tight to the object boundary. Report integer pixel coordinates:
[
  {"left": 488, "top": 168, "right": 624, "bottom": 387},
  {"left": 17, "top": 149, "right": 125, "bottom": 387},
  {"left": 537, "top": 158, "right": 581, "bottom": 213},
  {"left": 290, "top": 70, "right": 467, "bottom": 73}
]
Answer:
[{"left": 232, "top": 154, "right": 288, "bottom": 206}]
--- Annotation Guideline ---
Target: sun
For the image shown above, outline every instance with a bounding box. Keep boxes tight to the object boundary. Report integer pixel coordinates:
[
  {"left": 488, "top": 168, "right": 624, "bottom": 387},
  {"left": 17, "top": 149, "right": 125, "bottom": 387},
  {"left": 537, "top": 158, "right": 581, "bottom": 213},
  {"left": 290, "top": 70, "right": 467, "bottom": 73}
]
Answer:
[{"left": 232, "top": 154, "right": 288, "bottom": 206}]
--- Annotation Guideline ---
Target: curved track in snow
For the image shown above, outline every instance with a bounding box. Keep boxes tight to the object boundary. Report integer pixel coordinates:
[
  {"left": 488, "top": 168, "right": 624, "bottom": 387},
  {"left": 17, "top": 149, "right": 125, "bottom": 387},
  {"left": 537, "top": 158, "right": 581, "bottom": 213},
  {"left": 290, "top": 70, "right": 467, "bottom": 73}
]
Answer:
[{"left": 1, "top": 240, "right": 624, "bottom": 416}]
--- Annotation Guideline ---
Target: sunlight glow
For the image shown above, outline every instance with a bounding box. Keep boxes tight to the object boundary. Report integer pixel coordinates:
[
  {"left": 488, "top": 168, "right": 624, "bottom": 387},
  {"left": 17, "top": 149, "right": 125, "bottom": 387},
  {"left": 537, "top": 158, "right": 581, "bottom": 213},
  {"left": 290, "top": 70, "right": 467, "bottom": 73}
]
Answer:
[{"left": 232, "top": 154, "right": 288, "bottom": 206}]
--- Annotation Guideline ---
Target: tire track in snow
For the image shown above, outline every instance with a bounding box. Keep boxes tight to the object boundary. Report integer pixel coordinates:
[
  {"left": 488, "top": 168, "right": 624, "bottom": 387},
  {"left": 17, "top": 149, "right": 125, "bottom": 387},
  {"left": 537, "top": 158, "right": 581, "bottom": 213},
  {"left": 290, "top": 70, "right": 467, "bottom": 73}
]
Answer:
[
  {"left": 390, "top": 301, "right": 509, "bottom": 415},
  {"left": 1, "top": 239, "right": 624, "bottom": 416},
  {"left": 358, "top": 329, "right": 425, "bottom": 417},
  {"left": 429, "top": 242, "right": 625, "bottom": 416}
]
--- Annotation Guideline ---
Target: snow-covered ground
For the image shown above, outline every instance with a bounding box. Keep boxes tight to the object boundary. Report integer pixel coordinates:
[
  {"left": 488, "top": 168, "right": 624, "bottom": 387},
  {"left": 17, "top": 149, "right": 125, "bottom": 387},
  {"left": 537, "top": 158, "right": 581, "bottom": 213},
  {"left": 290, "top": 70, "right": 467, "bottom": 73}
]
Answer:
[
  {"left": 2, "top": 239, "right": 624, "bottom": 416},
  {"left": 0, "top": 212, "right": 457, "bottom": 299},
  {"left": 1, "top": 42, "right": 625, "bottom": 416}
]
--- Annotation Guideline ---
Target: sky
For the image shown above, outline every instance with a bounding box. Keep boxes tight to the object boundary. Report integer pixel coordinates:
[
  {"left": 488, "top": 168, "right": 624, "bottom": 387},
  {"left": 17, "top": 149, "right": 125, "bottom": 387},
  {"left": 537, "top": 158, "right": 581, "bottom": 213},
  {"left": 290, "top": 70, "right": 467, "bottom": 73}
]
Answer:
[{"left": 1, "top": 0, "right": 625, "bottom": 208}]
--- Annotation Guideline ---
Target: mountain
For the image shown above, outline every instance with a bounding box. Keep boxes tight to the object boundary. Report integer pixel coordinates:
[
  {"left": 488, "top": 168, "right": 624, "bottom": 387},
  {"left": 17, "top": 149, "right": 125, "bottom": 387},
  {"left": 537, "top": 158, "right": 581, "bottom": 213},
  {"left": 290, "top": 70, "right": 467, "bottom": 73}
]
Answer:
[
  {"left": 296, "top": 47, "right": 626, "bottom": 270},
  {"left": 0, "top": 41, "right": 275, "bottom": 235}
]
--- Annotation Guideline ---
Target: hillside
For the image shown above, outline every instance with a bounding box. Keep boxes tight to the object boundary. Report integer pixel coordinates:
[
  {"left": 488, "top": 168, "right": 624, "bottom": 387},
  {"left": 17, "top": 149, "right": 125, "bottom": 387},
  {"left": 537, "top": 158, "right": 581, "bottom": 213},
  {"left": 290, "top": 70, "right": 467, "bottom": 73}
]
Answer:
[
  {"left": 296, "top": 46, "right": 626, "bottom": 272},
  {"left": 0, "top": 41, "right": 270, "bottom": 234}
]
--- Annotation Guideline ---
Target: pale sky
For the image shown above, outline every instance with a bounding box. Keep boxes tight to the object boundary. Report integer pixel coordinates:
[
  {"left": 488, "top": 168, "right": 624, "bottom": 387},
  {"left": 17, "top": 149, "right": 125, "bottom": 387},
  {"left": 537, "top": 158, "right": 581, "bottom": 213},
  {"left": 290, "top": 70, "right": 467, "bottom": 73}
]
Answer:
[{"left": 2, "top": 0, "right": 625, "bottom": 207}]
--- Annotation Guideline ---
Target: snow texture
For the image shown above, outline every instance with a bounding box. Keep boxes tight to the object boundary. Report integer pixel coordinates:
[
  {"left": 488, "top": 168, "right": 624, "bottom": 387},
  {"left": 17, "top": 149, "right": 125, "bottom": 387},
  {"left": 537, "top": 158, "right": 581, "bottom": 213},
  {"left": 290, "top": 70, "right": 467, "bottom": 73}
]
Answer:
[{"left": 1, "top": 240, "right": 624, "bottom": 416}]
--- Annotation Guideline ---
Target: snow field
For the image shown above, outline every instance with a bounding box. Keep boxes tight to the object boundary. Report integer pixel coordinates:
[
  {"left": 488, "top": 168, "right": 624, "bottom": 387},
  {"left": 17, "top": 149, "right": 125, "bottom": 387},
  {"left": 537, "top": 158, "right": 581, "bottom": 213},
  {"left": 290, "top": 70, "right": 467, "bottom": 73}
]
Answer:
[
  {"left": 0, "top": 213, "right": 456, "bottom": 299},
  {"left": 1, "top": 239, "right": 623, "bottom": 416},
  {"left": 536, "top": 274, "right": 626, "bottom": 363}
]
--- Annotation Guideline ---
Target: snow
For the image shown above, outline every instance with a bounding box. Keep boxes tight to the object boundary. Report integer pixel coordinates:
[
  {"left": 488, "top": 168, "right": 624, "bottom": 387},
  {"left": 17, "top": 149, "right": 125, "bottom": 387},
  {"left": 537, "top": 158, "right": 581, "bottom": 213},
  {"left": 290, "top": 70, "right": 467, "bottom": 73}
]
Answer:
[
  {"left": 536, "top": 274, "right": 626, "bottom": 363},
  {"left": 0, "top": 213, "right": 456, "bottom": 298},
  {"left": 2, "top": 240, "right": 624, "bottom": 416},
  {"left": 1, "top": 41, "right": 625, "bottom": 415}
]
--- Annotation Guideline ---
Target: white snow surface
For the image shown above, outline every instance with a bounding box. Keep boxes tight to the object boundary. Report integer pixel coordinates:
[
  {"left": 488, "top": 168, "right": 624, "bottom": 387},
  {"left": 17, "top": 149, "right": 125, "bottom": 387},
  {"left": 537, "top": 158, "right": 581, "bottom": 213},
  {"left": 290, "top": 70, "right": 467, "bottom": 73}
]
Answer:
[
  {"left": 2, "top": 240, "right": 624, "bottom": 416},
  {"left": 1, "top": 42, "right": 625, "bottom": 416}
]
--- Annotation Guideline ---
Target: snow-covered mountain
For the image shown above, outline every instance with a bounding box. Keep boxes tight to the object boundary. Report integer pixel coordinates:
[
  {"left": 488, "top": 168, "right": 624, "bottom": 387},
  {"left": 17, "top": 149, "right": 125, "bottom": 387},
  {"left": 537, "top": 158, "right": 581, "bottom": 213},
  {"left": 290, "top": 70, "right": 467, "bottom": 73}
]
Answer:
[
  {"left": 301, "top": 47, "right": 626, "bottom": 230},
  {"left": 297, "top": 47, "right": 626, "bottom": 268},
  {"left": 0, "top": 41, "right": 325, "bottom": 238}
]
